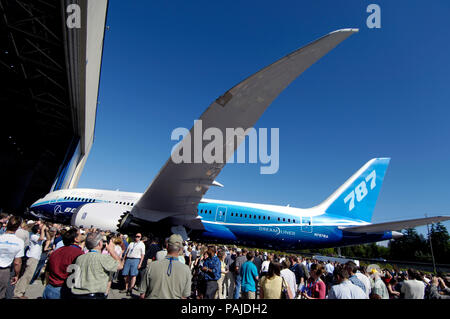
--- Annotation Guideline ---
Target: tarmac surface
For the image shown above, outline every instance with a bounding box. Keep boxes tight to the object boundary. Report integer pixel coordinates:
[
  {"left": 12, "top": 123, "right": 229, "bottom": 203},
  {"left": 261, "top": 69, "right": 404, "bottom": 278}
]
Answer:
[{"left": 23, "top": 279, "right": 138, "bottom": 299}]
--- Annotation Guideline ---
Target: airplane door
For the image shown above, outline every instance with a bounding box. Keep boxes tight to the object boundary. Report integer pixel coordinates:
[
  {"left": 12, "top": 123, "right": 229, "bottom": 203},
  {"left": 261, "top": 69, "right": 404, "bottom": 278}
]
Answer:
[
  {"left": 215, "top": 207, "right": 227, "bottom": 223},
  {"left": 301, "top": 216, "right": 312, "bottom": 233}
]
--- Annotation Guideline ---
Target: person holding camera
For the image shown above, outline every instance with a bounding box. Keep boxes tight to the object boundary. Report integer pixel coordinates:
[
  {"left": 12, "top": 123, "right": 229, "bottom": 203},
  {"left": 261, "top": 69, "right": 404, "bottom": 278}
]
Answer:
[{"left": 69, "top": 232, "right": 123, "bottom": 299}]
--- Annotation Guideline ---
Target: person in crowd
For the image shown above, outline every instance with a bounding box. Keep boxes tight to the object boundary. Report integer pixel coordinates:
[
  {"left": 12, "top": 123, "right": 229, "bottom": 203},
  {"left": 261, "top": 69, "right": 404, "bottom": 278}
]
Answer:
[
  {"left": 260, "top": 262, "right": 289, "bottom": 299},
  {"left": 201, "top": 245, "right": 221, "bottom": 299},
  {"left": 429, "top": 276, "right": 450, "bottom": 299},
  {"left": 234, "top": 248, "right": 247, "bottom": 299},
  {"left": 30, "top": 225, "right": 56, "bottom": 285},
  {"left": 0, "top": 216, "right": 24, "bottom": 299},
  {"left": 215, "top": 250, "right": 228, "bottom": 299},
  {"left": 70, "top": 232, "right": 123, "bottom": 299},
  {"left": 387, "top": 277, "right": 401, "bottom": 299},
  {"left": 223, "top": 247, "right": 236, "bottom": 299},
  {"left": 401, "top": 268, "right": 425, "bottom": 299},
  {"left": 280, "top": 259, "right": 296, "bottom": 298},
  {"left": 42, "top": 228, "right": 84, "bottom": 299},
  {"left": 191, "top": 246, "right": 208, "bottom": 299},
  {"left": 260, "top": 253, "right": 271, "bottom": 277},
  {"left": 253, "top": 250, "right": 263, "bottom": 275},
  {"left": 240, "top": 251, "right": 259, "bottom": 299},
  {"left": 290, "top": 256, "right": 306, "bottom": 294},
  {"left": 345, "top": 261, "right": 367, "bottom": 295},
  {"left": 121, "top": 233, "right": 145, "bottom": 296},
  {"left": 138, "top": 234, "right": 191, "bottom": 299},
  {"left": 15, "top": 220, "right": 30, "bottom": 249},
  {"left": 14, "top": 223, "right": 47, "bottom": 298},
  {"left": 190, "top": 244, "right": 198, "bottom": 269},
  {"left": 302, "top": 263, "right": 326, "bottom": 299},
  {"left": 0, "top": 213, "right": 9, "bottom": 235},
  {"left": 355, "top": 266, "right": 372, "bottom": 297},
  {"left": 328, "top": 265, "right": 367, "bottom": 299},
  {"left": 369, "top": 268, "right": 389, "bottom": 299}
]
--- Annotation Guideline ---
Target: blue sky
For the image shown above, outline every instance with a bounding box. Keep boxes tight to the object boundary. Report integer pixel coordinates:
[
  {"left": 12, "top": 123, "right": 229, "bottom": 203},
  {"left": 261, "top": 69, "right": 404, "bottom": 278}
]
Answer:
[{"left": 78, "top": 0, "right": 450, "bottom": 238}]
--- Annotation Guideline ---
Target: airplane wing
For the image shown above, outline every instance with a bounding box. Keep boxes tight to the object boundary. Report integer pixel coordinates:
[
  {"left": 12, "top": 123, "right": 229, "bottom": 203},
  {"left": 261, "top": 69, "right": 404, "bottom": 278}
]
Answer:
[
  {"left": 130, "top": 29, "right": 359, "bottom": 229},
  {"left": 341, "top": 216, "right": 450, "bottom": 233}
]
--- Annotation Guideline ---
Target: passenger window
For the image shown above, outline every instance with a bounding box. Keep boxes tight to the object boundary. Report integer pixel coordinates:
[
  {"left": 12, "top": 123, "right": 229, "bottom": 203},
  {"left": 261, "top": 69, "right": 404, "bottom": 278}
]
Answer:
[
  {"left": 268, "top": 216, "right": 270, "bottom": 220},
  {"left": 240, "top": 214, "right": 242, "bottom": 217},
  {"left": 283, "top": 218, "right": 285, "bottom": 222},
  {"left": 263, "top": 216, "right": 265, "bottom": 220},
  {"left": 245, "top": 214, "right": 247, "bottom": 218},
  {"left": 278, "top": 217, "right": 280, "bottom": 221},
  {"left": 293, "top": 219, "right": 296, "bottom": 223},
  {"left": 288, "top": 219, "right": 290, "bottom": 222},
  {"left": 258, "top": 216, "right": 261, "bottom": 219}
]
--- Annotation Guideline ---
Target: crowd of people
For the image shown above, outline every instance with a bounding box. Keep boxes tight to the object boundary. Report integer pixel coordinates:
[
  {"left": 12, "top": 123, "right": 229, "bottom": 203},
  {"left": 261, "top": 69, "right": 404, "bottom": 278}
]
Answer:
[{"left": 1, "top": 212, "right": 449, "bottom": 300}]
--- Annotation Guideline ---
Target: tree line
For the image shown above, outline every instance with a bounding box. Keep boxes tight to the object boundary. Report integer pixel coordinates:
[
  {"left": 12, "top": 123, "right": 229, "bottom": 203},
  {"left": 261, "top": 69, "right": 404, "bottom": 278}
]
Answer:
[{"left": 300, "top": 222, "right": 450, "bottom": 264}]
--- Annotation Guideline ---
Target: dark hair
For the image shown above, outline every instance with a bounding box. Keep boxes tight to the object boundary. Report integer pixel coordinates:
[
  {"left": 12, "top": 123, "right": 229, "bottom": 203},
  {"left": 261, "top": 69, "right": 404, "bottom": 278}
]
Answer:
[
  {"left": 246, "top": 251, "right": 255, "bottom": 261},
  {"left": 268, "top": 262, "right": 281, "bottom": 278},
  {"left": 345, "top": 261, "right": 358, "bottom": 274},
  {"left": 208, "top": 245, "right": 216, "bottom": 253},
  {"left": 333, "top": 265, "right": 349, "bottom": 280},
  {"left": 31, "top": 224, "right": 40, "bottom": 234},
  {"left": 62, "top": 228, "right": 79, "bottom": 246},
  {"left": 407, "top": 268, "right": 421, "bottom": 280},
  {"left": 282, "top": 259, "right": 291, "bottom": 269},
  {"left": 311, "top": 263, "right": 325, "bottom": 277},
  {"left": 6, "top": 216, "right": 22, "bottom": 232},
  {"left": 217, "top": 250, "right": 225, "bottom": 259}
]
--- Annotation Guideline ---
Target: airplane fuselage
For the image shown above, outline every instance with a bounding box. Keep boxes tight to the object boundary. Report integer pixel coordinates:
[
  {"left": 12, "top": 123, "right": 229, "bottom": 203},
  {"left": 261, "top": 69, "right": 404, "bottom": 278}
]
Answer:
[{"left": 29, "top": 188, "right": 393, "bottom": 250}]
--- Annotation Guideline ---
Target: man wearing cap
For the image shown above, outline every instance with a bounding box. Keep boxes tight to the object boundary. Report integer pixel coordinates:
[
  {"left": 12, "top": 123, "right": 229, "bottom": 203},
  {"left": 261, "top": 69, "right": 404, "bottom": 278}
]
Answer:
[{"left": 139, "top": 234, "right": 191, "bottom": 299}]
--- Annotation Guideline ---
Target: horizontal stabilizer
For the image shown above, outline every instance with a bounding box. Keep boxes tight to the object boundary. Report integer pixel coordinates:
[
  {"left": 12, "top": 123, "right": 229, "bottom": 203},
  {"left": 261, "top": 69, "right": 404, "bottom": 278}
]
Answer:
[{"left": 341, "top": 216, "right": 450, "bottom": 233}]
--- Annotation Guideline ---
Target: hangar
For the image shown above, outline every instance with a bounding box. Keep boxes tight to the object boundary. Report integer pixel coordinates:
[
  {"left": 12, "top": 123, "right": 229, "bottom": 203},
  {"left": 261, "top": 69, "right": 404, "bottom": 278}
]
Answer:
[{"left": 0, "top": 0, "right": 108, "bottom": 213}]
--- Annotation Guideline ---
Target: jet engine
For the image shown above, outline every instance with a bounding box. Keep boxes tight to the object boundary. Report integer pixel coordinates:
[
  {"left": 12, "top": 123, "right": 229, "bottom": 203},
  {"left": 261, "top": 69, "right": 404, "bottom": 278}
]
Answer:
[{"left": 71, "top": 203, "right": 129, "bottom": 232}]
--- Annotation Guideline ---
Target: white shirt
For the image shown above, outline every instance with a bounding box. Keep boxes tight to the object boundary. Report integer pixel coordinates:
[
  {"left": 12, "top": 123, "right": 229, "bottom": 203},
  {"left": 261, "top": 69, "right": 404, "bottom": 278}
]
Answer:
[
  {"left": 355, "top": 272, "right": 371, "bottom": 297},
  {"left": 15, "top": 228, "right": 30, "bottom": 248},
  {"left": 261, "top": 260, "right": 270, "bottom": 273},
  {"left": 126, "top": 241, "right": 145, "bottom": 259},
  {"left": 328, "top": 280, "right": 368, "bottom": 299},
  {"left": 281, "top": 268, "right": 297, "bottom": 297},
  {"left": 401, "top": 279, "right": 425, "bottom": 299},
  {"left": 114, "top": 245, "right": 122, "bottom": 258},
  {"left": 0, "top": 233, "right": 25, "bottom": 268},
  {"left": 325, "top": 263, "right": 335, "bottom": 274},
  {"left": 27, "top": 233, "right": 44, "bottom": 260}
]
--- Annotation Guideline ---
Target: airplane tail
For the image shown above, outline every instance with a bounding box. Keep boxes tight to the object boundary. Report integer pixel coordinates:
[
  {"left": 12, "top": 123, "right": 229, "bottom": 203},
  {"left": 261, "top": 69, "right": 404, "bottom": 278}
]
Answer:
[{"left": 318, "top": 158, "right": 390, "bottom": 223}]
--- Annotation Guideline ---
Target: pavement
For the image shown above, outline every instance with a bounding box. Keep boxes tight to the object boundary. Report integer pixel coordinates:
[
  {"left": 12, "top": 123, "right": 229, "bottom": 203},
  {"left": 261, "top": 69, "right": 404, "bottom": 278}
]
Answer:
[{"left": 23, "top": 278, "right": 140, "bottom": 299}]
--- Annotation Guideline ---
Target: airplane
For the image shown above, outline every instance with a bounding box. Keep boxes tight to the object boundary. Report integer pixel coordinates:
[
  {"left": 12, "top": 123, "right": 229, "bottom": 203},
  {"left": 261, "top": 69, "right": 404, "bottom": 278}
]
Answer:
[{"left": 28, "top": 29, "right": 450, "bottom": 250}]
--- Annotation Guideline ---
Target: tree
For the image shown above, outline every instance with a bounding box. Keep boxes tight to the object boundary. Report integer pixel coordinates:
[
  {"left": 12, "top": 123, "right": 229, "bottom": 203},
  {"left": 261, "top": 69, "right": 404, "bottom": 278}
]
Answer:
[
  {"left": 428, "top": 222, "right": 450, "bottom": 264},
  {"left": 388, "top": 228, "right": 428, "bottom": 262}
]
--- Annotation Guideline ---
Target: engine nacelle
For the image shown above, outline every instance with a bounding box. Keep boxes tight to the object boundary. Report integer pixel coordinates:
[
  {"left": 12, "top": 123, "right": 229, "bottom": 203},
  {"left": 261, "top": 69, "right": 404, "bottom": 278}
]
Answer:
[{"left": 71, "top": 203, "right": 128, "bottom": 232}]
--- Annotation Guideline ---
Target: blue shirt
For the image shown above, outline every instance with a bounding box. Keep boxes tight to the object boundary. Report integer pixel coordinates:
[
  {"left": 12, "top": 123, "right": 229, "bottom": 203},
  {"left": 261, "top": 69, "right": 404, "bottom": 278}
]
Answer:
[
  {"left": 349, "top": 275, "right": 366, "bottom": 293},
  {"left": 240, "top": 261, "right": 259, "bottom": 292},
  {"left": 203, "top": 255, "right": 221, "bottom": 281}
]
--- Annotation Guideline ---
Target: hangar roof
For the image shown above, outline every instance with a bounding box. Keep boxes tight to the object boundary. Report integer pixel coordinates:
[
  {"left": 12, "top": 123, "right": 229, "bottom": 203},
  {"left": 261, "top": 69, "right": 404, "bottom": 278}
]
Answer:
[{"left": 0, "top": 0, "right": 108, "bottom": 212}]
